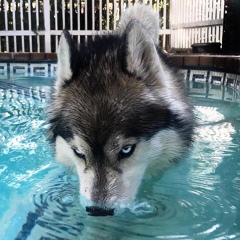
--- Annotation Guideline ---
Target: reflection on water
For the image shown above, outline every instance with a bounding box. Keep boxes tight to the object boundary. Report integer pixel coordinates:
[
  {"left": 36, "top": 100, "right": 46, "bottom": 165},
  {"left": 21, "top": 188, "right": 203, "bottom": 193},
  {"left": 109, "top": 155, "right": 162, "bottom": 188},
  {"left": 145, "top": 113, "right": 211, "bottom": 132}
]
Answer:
[
  {"left": 0, "top": 86, "right": 54, "bottom": 219},
  {"left": 0, "top": 79, "right": 240, "bottom": 239},
  {"left": 194, "top": 106, "right": 237, "bottom": 175}
]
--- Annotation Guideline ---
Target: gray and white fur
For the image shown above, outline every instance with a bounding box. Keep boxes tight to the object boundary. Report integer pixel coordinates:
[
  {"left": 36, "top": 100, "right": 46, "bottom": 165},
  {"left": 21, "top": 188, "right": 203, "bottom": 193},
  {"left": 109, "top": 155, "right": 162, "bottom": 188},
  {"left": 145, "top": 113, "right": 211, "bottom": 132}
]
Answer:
[{"left": 48, "top": 3, "right": 195, "bottom": 216}]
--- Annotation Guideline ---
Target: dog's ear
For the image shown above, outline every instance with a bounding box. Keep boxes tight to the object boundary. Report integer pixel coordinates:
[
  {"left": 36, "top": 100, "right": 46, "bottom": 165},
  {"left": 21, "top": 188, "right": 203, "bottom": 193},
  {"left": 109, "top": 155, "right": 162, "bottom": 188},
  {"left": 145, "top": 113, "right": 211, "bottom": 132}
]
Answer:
[
  {"left": 56, "top": 30, "right": 77, "bottom": 91},
  {"left": 123, "top": 20, "right": 163, "bottom": 83},
  {"left": 118, "top": 3, "right": 159, "bottom": 45}
]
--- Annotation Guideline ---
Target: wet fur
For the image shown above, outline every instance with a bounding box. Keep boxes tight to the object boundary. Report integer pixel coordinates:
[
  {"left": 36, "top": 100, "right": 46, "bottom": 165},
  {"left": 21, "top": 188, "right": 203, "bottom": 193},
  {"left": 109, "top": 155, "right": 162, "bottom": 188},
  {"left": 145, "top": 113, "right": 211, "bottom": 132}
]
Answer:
[{"left": 48, "top": 3, "right": 195, "bottom": 208}]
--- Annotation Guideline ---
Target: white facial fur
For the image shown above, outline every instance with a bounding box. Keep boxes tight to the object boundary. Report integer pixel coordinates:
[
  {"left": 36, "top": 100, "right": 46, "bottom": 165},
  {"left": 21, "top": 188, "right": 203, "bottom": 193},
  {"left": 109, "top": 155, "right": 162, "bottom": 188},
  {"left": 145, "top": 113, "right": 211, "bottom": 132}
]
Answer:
[
  {"left": 55, "top": 129, "right": 184, "bottom": 208},
  {"left": 55, "top": 136, "right": 94, "bottom": 201}
]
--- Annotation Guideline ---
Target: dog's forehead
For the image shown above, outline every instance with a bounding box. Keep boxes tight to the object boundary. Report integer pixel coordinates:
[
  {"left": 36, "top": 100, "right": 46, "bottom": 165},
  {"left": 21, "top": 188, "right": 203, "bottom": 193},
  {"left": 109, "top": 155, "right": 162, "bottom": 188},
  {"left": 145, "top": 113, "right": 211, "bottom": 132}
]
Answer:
[
  {"left": 63, "top": 72, "right": 141, "bottom": 122},
  {"left": 58, "top": 67, "right": 176, "bottom": 151}
]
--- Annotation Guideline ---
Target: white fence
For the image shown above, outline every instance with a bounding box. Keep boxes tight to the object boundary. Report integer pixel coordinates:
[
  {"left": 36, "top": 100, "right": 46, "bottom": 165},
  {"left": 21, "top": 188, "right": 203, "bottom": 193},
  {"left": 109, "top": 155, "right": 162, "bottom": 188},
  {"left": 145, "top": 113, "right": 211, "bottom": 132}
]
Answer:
[
  {"left": 170, "top": 0, "right": 225, "bottom": 49},
  {"left": 0, "top": 0, "right": 170, "bottom": 53},
  {"left": 0, "top": 0, "right": 225, "bottom": 53}
]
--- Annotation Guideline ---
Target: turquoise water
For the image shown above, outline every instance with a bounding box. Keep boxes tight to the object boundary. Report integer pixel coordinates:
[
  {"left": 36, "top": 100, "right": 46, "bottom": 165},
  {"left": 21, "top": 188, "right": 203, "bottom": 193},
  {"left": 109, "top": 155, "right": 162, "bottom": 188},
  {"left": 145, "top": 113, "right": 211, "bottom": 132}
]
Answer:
[{"left": 0, "top": 76, "right": 240, "bottom": 239}]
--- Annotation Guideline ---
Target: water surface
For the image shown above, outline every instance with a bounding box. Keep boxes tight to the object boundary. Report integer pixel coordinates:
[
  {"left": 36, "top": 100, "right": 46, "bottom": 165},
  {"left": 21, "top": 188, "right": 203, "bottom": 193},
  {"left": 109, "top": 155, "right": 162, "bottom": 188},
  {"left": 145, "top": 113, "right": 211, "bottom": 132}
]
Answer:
[{"left": 0, "top": 77, "right": 240, "bottom": 239}]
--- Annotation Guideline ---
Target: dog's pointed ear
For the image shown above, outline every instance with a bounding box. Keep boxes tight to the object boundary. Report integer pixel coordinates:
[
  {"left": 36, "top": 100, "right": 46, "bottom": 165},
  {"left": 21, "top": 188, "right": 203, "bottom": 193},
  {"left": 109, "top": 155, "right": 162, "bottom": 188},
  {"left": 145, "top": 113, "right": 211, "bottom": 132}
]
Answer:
[
  {"left": 123, "top": 20, "right": 162, "bottom": 82},
  {"left": 56, "top": 30, "right": 77, "bottom": 91}
]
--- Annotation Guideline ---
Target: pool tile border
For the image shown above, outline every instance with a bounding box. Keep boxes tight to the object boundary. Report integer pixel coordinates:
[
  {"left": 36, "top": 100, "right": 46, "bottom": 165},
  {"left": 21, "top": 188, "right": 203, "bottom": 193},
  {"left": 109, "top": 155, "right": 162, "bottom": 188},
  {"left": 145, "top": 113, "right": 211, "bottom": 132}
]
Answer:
[
  {"left": 0, "top": 60, "right": 239, "bottom": 94},
  {"left": 0, "top": 61, "right": 57, "bottom": 77},
  {"left": 179, "top": 68, "right": 240, "bottom": 102}
]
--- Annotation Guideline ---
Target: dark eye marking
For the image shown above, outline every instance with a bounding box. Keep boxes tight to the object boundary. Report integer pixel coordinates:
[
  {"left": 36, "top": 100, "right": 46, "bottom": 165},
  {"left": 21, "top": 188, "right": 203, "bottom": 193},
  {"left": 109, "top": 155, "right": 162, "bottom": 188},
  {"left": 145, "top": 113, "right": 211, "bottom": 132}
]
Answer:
[
  {"left": 118, "top": 144, "right": 136, "bottom": 160},
  {"left": 73, "top": 149, "right": 86, "bottom": 160}
]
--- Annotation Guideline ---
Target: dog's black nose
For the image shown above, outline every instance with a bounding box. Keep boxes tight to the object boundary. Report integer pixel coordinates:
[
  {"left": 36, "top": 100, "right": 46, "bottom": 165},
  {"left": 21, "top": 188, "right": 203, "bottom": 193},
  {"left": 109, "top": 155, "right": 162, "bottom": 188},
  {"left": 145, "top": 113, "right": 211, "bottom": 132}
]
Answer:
[{"left": 86, "top": 206, "right": 114, "bottom": 216}]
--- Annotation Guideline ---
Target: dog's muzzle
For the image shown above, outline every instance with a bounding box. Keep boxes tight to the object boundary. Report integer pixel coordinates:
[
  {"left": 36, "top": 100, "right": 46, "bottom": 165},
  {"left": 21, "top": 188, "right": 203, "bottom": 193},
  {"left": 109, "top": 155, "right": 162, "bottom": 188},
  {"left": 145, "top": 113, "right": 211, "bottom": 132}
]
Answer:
[{"left": 86, "top": 206, "right": 114, "bottom": 216}]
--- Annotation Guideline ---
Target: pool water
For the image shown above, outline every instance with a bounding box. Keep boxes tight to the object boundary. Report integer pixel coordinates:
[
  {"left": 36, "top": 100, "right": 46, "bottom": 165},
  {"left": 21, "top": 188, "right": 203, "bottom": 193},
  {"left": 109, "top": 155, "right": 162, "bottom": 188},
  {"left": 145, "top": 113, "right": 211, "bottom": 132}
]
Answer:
[{"left": 0, "top": 75, "right": 240, "bottom": 239}]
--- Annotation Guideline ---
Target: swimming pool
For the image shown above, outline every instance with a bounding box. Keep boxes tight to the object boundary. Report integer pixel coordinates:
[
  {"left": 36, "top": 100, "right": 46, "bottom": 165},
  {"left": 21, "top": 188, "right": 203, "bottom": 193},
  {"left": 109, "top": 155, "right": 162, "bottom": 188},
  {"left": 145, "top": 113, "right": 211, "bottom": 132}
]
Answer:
[{"left": 0, "top": 69, "right": 240, "bottom": 239}]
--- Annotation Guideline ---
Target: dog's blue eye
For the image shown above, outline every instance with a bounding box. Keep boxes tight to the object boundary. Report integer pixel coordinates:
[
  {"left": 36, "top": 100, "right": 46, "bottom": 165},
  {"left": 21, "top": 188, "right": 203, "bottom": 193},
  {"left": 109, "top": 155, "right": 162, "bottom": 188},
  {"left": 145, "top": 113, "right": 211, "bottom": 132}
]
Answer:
[
  {"left": 119, "top": 144, "right": 136, "bottom": 159},
  {"left": 122, "top": 146, "right": 132, "bottom": 154},
  {"left": 73, "top": 149, "right": 86, "bottom": 160}
]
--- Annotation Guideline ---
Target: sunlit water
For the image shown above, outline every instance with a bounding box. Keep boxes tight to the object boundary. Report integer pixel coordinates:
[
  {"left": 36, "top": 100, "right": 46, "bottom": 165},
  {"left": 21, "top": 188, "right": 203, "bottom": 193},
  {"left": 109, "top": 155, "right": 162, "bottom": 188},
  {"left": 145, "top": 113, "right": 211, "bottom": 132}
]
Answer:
[{"left": 0, "top": 76, "right": 240, "bottom": 240}]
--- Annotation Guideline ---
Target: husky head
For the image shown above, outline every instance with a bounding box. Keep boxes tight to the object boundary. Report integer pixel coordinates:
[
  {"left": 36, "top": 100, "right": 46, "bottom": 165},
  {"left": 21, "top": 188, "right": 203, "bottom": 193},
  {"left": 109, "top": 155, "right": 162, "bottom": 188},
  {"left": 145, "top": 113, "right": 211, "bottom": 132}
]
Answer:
[{"left": 48, "top": 8, "right": 194, "bottom": 216}]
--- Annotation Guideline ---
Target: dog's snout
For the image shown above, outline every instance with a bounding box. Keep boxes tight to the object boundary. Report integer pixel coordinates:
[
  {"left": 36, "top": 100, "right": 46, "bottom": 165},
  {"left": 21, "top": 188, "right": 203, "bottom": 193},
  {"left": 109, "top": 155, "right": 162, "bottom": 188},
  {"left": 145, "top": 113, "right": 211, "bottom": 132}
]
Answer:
[{"left": 86, "top": 206, "right": 114, "bottom": 216}]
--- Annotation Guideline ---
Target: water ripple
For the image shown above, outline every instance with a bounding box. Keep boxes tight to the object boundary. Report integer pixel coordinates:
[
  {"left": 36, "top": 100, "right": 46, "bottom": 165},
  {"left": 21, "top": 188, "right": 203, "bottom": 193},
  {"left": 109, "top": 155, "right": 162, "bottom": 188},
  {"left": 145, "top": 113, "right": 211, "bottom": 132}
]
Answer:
[
  {"left": 27, "top": 174, "right": 84, "bottom": 239},
  {"left": 1, "top": 85, "right": 240, "bottom": 240},
  {"left": 24, "top": 167, "right": 239, "bottom": 240}
]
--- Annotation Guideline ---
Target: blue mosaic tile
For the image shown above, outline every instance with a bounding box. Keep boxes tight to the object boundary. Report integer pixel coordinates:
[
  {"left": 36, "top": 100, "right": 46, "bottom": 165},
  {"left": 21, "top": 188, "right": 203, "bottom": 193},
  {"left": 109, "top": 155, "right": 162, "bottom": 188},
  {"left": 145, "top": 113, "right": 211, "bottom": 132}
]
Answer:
[
  {"left": 10, "top": 63, "right": 29, "bottom": 76},
  {"left": 225, "top": 73, "right": 237, "bottom": 88},
  {"left": 1, "top": 62, "right": 240, "bottom": 96},
  {"left": 0, "top": 63, "right": 7, "bottom": 74},
  {"left": 208, "top": 71, "right": 225, "bottom": 85},
  {"left": 50, "top": 63, "right": 58, "bottom": 77},
  {"left": 30, "top": 63, "right": 48, "bottom": 77},
  {"left": 189, "top": 70, "right": 208, "bottom": 82}
]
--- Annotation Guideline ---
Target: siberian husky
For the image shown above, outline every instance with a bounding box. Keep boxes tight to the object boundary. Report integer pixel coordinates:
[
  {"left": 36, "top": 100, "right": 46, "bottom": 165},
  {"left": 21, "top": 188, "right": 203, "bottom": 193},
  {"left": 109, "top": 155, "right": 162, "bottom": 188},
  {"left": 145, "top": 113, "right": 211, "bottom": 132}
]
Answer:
[{"left": 48, "top": 3, "right": 195, "bottom": 216}]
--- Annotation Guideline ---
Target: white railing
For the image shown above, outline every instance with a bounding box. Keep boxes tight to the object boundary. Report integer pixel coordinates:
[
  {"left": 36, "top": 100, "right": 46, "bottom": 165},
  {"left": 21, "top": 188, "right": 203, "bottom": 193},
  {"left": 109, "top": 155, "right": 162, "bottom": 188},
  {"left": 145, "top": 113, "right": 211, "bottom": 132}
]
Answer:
[
  {"left": 0, "top": 0, "right": 226, "bottom": 53},
  {"left": 170, "top": 0, "right": 225, "bottom": 49},
  {"left": 0, "top": 0, "right": 170, "bottom": 53}
]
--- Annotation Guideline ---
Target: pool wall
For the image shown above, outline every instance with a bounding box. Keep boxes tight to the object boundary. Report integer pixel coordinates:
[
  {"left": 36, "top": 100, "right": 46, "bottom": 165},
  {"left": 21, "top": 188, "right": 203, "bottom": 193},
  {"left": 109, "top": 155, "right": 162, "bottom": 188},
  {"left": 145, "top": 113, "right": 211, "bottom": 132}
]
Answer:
[{"left": 0, "top": 53, "right": 240, "bottom": 94}]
